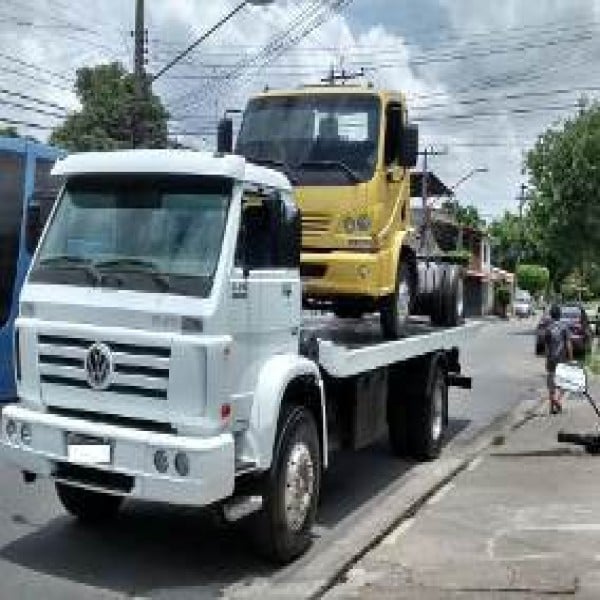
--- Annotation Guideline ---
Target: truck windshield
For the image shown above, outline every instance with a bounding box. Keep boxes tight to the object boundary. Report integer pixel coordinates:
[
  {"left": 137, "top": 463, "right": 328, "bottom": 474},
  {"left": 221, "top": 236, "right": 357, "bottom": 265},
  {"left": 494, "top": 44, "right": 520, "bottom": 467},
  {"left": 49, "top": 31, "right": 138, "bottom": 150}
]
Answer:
[
  {"left": 236, "top": 94, "right": 380, "bottom": 185},
  {"left": 30, "top": 175, "right": 232, "bottom": 298}
]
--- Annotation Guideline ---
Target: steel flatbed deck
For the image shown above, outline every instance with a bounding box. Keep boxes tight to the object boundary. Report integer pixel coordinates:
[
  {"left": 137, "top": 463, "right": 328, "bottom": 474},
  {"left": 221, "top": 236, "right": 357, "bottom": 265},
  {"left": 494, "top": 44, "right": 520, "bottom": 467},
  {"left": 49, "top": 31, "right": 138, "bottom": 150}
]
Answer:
[{"left": 301, "top": 315, "right": 482, "bottom": 378}]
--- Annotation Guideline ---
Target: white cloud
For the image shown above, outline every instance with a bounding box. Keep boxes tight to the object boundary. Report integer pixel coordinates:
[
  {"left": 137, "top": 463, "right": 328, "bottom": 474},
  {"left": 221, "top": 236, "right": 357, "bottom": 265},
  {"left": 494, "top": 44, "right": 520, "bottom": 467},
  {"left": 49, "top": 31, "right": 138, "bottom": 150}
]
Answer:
[{"left": 1, "top": 0, "right": 599, "bottom": 216}]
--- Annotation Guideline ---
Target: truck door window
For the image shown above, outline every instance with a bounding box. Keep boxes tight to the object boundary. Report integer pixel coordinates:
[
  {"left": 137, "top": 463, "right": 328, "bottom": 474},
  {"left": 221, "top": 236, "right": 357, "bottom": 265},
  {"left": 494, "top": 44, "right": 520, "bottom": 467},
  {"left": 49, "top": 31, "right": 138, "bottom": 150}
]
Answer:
[
  {"left": 237, "top": 191, "right": 300, "bottom": 270},
  {"left": 384, "top": 104, "right": 402, "bottom": 166}
]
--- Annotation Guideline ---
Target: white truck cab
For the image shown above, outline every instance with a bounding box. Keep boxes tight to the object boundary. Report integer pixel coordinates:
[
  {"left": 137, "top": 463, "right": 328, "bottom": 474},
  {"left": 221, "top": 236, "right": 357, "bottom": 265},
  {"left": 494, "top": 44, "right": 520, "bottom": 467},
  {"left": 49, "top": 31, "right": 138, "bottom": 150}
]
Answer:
[{"left": 2, "top": 150, "right": 473, "bottom": 563}]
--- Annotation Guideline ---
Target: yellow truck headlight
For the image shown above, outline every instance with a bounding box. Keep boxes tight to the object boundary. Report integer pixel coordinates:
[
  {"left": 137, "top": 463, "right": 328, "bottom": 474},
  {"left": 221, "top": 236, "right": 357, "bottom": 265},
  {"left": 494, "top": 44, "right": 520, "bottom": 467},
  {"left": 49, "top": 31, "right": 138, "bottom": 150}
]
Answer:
[
  {"left": 343, "top": 217, "right": 357, "bottom": 234},
  {"left": 356, "top": 215, "right": 372, "bottom": 232},
  {"left": 343, "top": 215, "right": 371, "bottom": 234}
]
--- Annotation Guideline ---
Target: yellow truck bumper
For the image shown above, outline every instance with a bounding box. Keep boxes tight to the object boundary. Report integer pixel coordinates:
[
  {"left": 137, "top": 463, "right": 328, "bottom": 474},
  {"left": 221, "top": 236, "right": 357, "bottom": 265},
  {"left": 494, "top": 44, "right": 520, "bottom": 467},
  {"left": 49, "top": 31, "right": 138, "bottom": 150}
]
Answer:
[{"left": 301, "top": 249, "right": 395, "bottom": 299}]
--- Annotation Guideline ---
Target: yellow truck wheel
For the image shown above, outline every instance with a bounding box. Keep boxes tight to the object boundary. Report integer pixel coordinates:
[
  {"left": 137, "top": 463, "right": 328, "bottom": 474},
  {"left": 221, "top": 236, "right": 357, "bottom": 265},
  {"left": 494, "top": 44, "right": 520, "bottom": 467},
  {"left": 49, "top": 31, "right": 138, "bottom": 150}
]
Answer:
[{"left": 380, "top": 260, "right": 416, "bottom": 339}]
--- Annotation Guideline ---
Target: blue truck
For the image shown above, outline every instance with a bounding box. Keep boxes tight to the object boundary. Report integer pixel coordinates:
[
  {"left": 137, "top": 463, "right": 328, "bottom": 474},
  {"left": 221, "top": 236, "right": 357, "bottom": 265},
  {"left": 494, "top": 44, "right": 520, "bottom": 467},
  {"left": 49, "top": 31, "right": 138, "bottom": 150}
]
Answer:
[{"left": 0, "top": 137, "right": 63, "bottom": 403}]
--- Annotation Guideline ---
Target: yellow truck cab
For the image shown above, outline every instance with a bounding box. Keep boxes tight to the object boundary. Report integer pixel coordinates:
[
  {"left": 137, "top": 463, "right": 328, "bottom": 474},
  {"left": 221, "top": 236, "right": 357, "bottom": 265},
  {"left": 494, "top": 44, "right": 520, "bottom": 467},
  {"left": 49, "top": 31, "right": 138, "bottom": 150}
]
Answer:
[{"left": 227, "top": 83, "right": 463, "bottom": 338}]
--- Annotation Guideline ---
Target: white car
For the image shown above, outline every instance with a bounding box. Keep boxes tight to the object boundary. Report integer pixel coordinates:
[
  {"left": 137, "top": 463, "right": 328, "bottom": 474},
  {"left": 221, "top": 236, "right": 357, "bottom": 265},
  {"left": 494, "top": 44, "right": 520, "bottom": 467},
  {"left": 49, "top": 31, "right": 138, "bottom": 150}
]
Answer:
[{"left": 514, "top": 292, "right": 534, "bottom": 318}]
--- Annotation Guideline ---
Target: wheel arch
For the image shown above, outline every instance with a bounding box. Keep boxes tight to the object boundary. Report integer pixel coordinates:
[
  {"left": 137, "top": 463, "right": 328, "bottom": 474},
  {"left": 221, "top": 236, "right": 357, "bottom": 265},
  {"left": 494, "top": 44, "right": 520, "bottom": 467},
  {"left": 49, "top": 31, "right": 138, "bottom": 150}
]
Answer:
[{"left": 243, "top": 354, "right": 327, "bottom": 472}]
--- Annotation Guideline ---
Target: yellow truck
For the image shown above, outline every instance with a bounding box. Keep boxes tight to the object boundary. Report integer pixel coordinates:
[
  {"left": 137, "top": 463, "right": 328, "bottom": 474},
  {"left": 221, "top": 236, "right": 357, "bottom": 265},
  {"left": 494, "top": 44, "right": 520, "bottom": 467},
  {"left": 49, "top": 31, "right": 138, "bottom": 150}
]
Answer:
[{"left": 220, "top": 84, "right": 464, "bottom": 337}]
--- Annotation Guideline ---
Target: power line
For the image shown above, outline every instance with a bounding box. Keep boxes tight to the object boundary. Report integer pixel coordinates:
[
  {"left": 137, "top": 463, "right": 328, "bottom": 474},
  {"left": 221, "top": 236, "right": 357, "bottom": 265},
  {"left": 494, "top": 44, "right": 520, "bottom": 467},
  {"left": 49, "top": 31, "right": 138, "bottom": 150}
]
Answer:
[
  {"left": 0, "top": 116, "right": 53, "bottom": 130},
  {"left": 0, "top": 51, "right": 73, "bottom": 84},
  {"left": 0, "top": 98, "right": 66, "bottom": 119},
  {"left": 0, "top": 65, "right": 73, "bottom": 92},
  {"left": 0, "top": 88, "right": 71, "bottom": 112}
]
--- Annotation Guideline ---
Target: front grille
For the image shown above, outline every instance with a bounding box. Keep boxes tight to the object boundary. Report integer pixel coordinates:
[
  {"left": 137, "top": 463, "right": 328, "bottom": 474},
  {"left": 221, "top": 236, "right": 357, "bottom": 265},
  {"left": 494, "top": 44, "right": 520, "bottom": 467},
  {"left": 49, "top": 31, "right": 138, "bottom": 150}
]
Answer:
[
  {"left": 38, "top": 334, "right": 170, "bottom": 400},
  {"left": 302, "top": 212, "right": 331, "bottom": 234},
  {"left": 53, "top": 462, "right": 134, "bottom": 494},
  {"left": 48, "top": 406, "right": 175, "bottom": 434}
]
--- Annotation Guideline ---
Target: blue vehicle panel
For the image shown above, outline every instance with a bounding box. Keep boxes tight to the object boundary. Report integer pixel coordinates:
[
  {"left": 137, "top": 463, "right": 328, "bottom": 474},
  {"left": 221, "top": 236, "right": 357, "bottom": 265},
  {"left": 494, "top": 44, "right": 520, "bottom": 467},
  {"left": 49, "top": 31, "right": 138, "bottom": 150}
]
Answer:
[{"left": 0, "top": 138, "right": 63, "bottom": 403}]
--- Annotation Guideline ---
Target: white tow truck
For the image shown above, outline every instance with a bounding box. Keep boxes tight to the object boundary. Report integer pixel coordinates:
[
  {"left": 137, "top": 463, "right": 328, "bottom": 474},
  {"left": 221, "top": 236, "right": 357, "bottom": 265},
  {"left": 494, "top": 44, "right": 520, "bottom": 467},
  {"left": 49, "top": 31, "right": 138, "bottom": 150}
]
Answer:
[{"left": 1, "top": 150, "right": 474, "bottom": 563}]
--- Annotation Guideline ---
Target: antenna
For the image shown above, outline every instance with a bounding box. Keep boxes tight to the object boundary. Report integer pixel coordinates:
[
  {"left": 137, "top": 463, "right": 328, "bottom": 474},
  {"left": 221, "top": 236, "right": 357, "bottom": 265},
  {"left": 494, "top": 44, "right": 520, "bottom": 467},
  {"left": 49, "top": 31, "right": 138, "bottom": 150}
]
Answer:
[{"left": 320, "top": 66, "right": 366, "bottom": 86}]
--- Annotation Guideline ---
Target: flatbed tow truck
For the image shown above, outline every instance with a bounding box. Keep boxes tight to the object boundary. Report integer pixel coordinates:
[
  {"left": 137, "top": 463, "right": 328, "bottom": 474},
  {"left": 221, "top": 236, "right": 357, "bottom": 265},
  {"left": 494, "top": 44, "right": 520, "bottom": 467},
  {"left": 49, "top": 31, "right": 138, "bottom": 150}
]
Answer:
[{"left": 1, "top": 150, "right": 474, "bottom": 563}]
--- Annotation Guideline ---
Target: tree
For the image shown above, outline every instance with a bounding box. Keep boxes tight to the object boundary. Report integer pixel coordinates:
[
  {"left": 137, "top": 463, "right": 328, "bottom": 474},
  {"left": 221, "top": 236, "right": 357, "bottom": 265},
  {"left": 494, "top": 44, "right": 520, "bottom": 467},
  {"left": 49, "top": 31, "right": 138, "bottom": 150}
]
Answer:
[
  {"left": 525, "top": 100, "right": 600, "bottom": 286},
  {"left": 442, "top": 201, "right": 484, "bottom": 229},
  {"left": 51, "top": 62, "right": 169, "bottom": 151},
  {"left": 0, "top": 126, "right": 19, "bottom": 138},
  {"left": 516, "top": 264, "right": 549, "bottom": 296},
  {"left": 488, "top": 209, "right": 545, "bottom": 273}
]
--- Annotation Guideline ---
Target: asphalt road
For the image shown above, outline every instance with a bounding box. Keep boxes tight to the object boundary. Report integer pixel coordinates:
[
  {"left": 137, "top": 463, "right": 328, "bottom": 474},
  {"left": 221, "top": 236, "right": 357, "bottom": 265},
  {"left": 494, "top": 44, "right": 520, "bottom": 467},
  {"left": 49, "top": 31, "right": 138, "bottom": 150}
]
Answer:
[{"left": 0, "top": 317, "right": 545, "bottom": 599}]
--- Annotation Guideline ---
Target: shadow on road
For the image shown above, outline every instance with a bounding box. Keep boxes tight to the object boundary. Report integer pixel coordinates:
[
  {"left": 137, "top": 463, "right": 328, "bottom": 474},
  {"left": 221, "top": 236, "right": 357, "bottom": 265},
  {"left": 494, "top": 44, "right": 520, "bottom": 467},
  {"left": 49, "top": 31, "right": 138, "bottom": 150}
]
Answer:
[{"left": 0, "top": 422, "right": 471, "bottom": 597}]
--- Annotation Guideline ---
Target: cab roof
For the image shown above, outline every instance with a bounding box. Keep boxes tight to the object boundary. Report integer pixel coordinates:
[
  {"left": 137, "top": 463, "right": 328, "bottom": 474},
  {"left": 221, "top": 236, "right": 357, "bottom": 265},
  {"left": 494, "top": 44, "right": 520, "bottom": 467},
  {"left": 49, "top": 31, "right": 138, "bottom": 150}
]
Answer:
[
  {"left": 51, "top": 150, "right": 292, "bottom": 191},
  {"left": 253, "top": 85, "right": 406, "bottom": 104}
]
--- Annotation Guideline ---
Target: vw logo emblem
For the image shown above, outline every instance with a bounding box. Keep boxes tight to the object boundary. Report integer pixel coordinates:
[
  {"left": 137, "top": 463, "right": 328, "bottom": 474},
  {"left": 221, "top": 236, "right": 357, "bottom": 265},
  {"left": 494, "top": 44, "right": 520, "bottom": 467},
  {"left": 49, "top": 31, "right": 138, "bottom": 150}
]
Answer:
[{"left": 84, "top": 343, "right": 113, "bottom": 390}]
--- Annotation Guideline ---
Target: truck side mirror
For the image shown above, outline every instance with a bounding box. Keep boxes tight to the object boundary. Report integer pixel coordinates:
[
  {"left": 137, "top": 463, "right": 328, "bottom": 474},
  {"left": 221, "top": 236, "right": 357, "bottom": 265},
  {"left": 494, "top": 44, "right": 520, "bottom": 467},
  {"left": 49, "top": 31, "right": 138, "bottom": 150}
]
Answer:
[
  {"left": 217, "top": 118, "right": 234, "bottom": 154},
  {"left": 399, "top": 123, "right": 419, "bottom": 168}
]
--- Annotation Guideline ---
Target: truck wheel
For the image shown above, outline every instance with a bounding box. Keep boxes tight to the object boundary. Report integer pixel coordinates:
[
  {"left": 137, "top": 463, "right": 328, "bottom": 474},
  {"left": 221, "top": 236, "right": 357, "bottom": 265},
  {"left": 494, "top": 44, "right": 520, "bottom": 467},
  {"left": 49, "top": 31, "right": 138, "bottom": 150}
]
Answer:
[
  {"left": 256, "top": 404, "right": 321, "bottom": 564},
  {"left": 442, "top": 265, "right": 464, "bottom": 327},
  {"left": 56, "top": 483, "right": 123, "bottom": 523},
  {"left": 408, "top": 358, "right": 448, "bottom": 460},
  {"left": 381, "top": 261, "right": 415, "bottom": 340}
]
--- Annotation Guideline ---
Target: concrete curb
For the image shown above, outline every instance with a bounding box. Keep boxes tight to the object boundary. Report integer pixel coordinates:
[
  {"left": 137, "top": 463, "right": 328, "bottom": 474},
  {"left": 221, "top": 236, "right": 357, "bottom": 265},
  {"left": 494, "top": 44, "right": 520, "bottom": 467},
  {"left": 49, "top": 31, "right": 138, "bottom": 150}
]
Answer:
[
  {"left": 226, "top": 392, "right": 546, "bottom": 600},
  {"left": 310, "top": 394, "right": 546, "bottom": 599}
]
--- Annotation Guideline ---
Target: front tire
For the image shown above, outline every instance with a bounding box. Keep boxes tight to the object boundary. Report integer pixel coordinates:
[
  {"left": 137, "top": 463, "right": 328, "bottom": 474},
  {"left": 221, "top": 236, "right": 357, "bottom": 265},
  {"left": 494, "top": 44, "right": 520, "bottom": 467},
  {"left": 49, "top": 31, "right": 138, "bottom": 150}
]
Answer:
[
  {"left": 56, "top": 483, "right": 123, "bottom": 523},
  {"left": 381, "top": 260, "right": 416, "bottom": 340},
  {"left": 255, "top": 405, "right": 321, "bottom": 564}
]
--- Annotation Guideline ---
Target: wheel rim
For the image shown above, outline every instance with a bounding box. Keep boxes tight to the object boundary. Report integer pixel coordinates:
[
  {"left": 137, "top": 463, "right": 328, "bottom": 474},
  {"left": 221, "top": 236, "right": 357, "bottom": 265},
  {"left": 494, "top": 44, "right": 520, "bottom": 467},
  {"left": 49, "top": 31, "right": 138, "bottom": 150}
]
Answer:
[
  {"left": 432, "top": 377, "right": 444, "bottom": 442},
  {"left": 396, "top": 277, "right": 411, "bottom": 321},
  {"left": 284, "top": 441, "right": 315, "bottom": 532}
]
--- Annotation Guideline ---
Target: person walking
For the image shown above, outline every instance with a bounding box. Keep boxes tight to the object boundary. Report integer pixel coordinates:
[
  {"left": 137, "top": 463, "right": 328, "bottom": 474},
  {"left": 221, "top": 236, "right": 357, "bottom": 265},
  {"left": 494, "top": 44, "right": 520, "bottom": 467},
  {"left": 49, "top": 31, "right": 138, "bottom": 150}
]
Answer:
[{"left": 545, "top": 303, "right": 573, "bottom": 414}]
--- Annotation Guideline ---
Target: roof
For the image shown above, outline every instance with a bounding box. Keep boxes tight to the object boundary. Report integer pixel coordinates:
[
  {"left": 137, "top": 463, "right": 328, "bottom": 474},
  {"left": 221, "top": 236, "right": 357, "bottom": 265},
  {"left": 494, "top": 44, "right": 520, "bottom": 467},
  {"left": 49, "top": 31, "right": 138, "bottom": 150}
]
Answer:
[
  {"left": 51, "top": 150, "right": 292, "bottom": 191},
  {"left": 253, "top": 86, "right": 405, "bottom": 104},
  {"left": 410, "top": 172, "right": 453, "bottom": 198}
]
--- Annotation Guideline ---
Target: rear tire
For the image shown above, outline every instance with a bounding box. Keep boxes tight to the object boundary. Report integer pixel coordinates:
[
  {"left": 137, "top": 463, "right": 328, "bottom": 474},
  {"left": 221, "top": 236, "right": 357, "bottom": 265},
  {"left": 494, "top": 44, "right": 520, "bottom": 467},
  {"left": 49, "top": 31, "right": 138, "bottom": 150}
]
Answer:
[
  {"left": 254, "top": 404, "right": 321, "bottom": 564},
  {"left": 381, "top": 259, "right": 416, "bottom": 340},
  {"left": 56, "top": 483, "right": 123, "bottom": 523},
  {"left": 409, "top": 358, "right": 448, "bottom": 460},
  {"left": 441, "top": 265, "right": 464, "bottom": 327},
  {"left": 387, "top": 356, "right": 448, "bottom": 460}
]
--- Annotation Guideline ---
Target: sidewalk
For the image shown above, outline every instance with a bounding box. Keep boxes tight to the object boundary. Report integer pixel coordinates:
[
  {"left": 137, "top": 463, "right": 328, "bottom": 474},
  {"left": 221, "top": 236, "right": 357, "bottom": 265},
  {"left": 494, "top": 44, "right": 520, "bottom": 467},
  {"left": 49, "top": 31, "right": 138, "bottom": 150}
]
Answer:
[{"left": 325, "top": 380, "right": 600, "bottom": 599}]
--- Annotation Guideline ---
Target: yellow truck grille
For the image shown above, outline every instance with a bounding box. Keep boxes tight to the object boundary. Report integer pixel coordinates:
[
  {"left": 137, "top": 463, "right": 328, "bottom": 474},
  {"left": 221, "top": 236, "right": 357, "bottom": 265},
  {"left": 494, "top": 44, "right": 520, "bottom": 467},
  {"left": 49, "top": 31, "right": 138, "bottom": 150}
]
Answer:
[{"left": 302, "top": 213, "right": 331, "bottom": 234}]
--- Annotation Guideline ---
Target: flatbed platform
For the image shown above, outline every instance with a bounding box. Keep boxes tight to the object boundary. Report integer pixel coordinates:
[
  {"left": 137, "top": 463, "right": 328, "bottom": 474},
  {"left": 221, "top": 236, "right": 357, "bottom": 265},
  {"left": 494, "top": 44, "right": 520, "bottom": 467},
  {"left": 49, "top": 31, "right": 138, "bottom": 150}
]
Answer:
[{"left": 300, "top": 314, "right": 482, "bottom": 378}]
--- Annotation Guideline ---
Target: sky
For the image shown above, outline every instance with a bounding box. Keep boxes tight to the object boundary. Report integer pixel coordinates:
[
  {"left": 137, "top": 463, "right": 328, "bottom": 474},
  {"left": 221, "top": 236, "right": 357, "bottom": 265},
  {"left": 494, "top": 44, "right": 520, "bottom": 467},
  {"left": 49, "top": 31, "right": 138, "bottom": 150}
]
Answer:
[{"left": 0, "top": 0, "right": 599, "bottom": 218}]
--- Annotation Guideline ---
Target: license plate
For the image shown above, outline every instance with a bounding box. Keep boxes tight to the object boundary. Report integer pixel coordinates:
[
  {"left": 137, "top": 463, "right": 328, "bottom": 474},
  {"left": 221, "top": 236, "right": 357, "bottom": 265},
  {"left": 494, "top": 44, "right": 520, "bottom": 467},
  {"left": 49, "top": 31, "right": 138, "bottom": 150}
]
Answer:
[{"left": 66, "top": 433, "right": 112, "bottom": 465}]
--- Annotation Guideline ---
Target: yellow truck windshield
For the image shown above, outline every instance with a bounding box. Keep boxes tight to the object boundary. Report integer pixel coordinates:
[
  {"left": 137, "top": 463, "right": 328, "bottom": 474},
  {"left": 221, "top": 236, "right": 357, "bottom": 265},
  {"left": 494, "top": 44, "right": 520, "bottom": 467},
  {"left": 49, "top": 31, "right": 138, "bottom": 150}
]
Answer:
[{"left": 237, "top": 94, "right": 381, "bottom": 185}]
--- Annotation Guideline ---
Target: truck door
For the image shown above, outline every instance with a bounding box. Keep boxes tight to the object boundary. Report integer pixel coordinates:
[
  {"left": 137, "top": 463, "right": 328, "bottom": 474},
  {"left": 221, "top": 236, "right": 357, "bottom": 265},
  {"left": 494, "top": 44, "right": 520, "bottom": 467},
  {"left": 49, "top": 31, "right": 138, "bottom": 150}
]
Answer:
[
  {"left": 382, "top": 102, "right": 410, "bottom": 238},
  {"left": 228, "top": 189, "right": 301, "bottom": 403}
]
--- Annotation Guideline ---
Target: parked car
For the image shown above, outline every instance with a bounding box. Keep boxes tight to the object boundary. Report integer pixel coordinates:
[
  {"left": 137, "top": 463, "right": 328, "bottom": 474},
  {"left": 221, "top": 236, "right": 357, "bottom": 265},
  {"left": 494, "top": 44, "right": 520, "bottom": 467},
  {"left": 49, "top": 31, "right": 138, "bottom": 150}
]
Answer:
[
  {"left": 535, "top": 304, "right": 594, "bottom": 356},
  {"left": 514, "top": 290, "right": 534, "bottom": 318}
]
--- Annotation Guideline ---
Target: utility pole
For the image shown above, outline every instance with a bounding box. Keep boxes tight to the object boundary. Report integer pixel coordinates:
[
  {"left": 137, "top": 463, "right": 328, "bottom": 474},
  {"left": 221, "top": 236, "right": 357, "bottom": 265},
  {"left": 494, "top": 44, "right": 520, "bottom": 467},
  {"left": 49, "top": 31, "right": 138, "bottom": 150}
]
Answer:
[
  {"left": 517, "top": 183, "right": 527, "bottom": 272},
  {"left": 132, "top": 0, "right": 147, "bottom": 148}
]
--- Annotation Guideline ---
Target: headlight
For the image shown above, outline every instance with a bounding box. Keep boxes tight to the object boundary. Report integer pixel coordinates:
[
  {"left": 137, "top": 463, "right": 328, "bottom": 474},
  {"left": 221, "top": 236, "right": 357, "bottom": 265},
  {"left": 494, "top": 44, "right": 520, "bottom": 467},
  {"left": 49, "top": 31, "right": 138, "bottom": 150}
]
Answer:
[
  {"left": 20, "top": 423, "right": 32, "bottom": 445},
  {"left": 343, "top": 215, "right": 372, "bottom": 234},
  {"left": 6, "top": 419, "right": 18, "bottom": 443},
  {"left": 343, "top": 217, "right": 357, "bottom": 234},
  {"left": 356, "top": 215, "right": 372, "bottom": 232}
]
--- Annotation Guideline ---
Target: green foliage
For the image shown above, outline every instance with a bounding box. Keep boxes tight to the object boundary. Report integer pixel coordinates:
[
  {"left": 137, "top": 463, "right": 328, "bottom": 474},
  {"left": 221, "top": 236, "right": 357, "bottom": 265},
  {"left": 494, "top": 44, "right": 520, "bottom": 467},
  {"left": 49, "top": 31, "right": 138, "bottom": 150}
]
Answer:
[
  {"left": 525, "top": 100, "right": 600, "bottom": 283},
  {"left": 0, "top": 125, "right": 20, "bottom": 138},
  {"left": 50, "top": 62, "right": 169, "bottom": 151},
  {"left": 495, "top": 285, "right": 511, "bottom": 307},
  {"left": 443, "top": 249, "right": 471, "bottom": 266},
  {"left": 446, "top": 203, "right": 485, "bottom": 230},
  {"left": 516, "top": 264, "right": 549, "bottom": 296}
]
